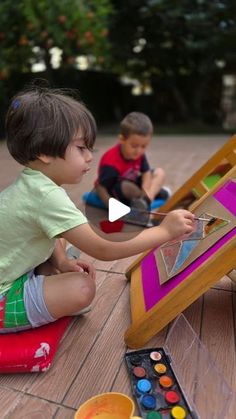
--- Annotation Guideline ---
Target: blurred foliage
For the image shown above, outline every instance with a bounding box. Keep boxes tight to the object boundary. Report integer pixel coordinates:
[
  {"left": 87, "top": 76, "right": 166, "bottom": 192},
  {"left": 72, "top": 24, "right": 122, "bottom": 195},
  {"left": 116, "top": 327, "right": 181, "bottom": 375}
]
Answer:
[
  {"left": 0, "top": 0, "right": 112, "bottom": 79},
  {"left": 109, "top": 0, "right": 236, "bottom": 122},
  {"left": 1, "top": 0, "right": 236, "bottom": 128},
  {"left": 110, "top": 0, "right": 236, "bottom": 78}
]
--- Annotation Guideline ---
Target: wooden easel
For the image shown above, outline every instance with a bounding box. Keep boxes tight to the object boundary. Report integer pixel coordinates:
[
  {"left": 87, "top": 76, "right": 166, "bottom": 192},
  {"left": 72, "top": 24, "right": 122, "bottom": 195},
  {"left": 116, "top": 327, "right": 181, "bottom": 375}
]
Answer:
[
  {"left": 124, "top": 169, "right": 236, "bottom": 349},
  {"left": 157, "top": 134, "right": 236, "bottom": 213}
]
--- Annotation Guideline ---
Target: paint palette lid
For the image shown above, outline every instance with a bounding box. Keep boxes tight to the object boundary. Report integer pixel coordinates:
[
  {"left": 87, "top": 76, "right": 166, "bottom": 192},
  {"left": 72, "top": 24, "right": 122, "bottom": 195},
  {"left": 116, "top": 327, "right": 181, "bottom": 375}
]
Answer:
[{"left": 164, "top": 314, "right": 233, "bottom": 419}]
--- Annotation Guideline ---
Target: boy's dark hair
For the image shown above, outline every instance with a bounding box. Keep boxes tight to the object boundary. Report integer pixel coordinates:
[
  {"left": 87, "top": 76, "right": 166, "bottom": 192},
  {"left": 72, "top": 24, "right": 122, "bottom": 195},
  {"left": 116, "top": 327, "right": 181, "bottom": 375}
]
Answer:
[
  {"left": 120, "top": 112, "right": 153, "bottom": 138},
  {"left": 5, "top": 86, "right": 97, "bottom": 165}
]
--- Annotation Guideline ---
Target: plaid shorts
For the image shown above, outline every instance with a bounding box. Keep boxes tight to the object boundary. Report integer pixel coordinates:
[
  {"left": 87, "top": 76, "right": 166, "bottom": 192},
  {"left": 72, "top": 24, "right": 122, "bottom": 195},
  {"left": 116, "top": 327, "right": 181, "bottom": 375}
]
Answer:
[
  {"left": 0, "top": 272, "right": 55, "bottom": 333},
  {"left": 0, "top": 274, "right": 29, "bottom": 329}
]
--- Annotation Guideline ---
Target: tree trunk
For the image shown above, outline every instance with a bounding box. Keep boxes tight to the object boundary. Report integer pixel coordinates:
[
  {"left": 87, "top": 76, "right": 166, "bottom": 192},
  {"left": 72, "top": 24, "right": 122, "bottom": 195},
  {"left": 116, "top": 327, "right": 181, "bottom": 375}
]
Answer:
[
  {"left": 172, "top": 85, "right": 189, "bottom": 121},
  {"left": 43, "top": 48, "right": 54, "bottom": 84}
]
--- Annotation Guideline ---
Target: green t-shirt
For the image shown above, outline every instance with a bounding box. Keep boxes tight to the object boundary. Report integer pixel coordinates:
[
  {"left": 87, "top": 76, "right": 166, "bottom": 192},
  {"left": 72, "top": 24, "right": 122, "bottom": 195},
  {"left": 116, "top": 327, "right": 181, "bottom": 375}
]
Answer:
[{"left": 0, "top": 167, "right": 87, "bottom": 293}]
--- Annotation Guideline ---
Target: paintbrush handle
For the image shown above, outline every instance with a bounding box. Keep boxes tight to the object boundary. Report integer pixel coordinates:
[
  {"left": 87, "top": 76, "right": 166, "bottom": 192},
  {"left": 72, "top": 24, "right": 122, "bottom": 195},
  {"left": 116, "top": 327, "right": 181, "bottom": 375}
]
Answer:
[
  {"left": 152, "top": 212, "right": 210, "bottom": 222},
  {"left": 132, "top": 208, "right": 210, "bottom": 222},
  {"left": 96, "top": 268, "right": 124, "bottom": 275}
]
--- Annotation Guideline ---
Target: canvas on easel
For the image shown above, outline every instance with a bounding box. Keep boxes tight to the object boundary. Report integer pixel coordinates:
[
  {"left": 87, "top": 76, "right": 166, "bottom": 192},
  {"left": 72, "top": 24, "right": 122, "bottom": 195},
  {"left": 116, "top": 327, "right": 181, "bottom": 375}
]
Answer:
[
  {"left": 124, "top": 170, "right": 236, "bottom": 349},
  {"left": 156, "top": 190, "right": 233, "bottom": 285}
]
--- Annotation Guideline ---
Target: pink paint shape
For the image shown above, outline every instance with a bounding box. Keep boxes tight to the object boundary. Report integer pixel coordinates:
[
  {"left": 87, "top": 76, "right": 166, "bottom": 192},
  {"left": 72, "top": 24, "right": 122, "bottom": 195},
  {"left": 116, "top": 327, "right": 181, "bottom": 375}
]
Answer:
[{"left": 161, "top": 242, "right": 181, "bottom": 275}]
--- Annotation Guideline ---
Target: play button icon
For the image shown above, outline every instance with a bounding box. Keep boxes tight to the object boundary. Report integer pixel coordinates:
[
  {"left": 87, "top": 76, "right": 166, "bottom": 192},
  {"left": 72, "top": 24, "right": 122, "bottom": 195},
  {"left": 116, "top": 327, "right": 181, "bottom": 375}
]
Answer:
[
  {"left": 108, "top": 198, "right": 130, "bottom": 222},
  {"left": 83, "top": 187, "right": 151, "bottom": 241}
]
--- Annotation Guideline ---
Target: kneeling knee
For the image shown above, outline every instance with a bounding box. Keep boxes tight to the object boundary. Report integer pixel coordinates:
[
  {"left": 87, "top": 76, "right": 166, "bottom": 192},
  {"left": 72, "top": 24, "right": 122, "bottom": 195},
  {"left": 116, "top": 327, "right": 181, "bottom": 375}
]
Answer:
[{"left": 153, "top": 167, "right": 165, "bottom": 182}]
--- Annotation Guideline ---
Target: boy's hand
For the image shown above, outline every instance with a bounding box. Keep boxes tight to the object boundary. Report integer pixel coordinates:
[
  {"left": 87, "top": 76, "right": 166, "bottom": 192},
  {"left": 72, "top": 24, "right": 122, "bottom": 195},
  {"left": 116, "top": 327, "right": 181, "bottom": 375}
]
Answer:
[
  {"left": 59, "top": 258, "right": 96, "bottom": 280},
  {"left": 159, "top": 209, "right": 195, "bottom": 242}
]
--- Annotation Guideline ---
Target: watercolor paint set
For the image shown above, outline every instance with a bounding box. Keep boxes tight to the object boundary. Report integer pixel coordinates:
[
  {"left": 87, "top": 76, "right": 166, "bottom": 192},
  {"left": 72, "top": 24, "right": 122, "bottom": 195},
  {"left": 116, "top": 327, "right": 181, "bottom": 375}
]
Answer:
[
  {"left": 125, "top": 347, "right": 196, "bottom": 419},
  {"left": 125, "top": 315, "right": 232, "bottom": 419}
]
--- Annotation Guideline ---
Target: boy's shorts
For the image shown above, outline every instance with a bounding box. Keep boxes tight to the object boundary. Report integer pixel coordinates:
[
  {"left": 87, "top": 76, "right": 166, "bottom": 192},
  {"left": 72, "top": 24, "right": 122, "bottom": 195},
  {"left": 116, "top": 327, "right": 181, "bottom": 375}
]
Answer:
[{"left": 0, "top": 271, "right": 55, "bottom": 333}]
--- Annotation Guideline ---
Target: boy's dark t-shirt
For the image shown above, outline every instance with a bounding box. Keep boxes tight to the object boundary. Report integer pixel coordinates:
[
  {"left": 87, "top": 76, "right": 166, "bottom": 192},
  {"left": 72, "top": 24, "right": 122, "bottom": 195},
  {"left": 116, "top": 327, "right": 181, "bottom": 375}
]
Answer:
[{"left": 95, "top": 143, "right": 150, "bottom": 193}]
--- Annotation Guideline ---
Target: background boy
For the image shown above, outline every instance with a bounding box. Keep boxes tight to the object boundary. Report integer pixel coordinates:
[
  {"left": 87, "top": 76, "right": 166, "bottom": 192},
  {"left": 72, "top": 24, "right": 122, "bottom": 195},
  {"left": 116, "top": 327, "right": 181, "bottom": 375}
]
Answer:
[{"left": 95, "top": 112, "right": 171, "bottom": 211}]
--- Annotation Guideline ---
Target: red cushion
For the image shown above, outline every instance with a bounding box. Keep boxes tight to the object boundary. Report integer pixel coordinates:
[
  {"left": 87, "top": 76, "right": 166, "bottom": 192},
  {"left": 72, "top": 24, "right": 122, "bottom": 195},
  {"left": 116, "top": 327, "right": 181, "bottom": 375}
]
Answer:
[{"left": 0, "top": 317, "right": 73, "bottom": 373}]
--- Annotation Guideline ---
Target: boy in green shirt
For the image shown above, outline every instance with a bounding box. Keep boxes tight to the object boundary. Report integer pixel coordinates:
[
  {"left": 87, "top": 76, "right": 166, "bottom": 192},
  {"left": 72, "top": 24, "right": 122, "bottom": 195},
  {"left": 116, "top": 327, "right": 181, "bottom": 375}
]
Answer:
[{"left": 0, "top": 87, "right": 195, "bottom": 333}]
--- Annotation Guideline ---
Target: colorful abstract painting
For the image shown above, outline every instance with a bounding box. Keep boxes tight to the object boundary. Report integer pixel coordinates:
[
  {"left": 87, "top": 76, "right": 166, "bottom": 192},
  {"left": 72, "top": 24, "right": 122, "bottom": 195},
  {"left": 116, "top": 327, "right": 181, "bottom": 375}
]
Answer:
[{"left": 158, "top": 210, "right": 231, "bottom": 283}]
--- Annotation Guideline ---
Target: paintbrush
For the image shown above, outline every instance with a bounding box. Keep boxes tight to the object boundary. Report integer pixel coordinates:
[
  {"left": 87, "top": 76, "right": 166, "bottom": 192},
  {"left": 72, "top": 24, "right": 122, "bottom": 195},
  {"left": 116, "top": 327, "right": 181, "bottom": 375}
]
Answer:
[
  {"left": 96, "top": 268, "right": 124, "bottom": 275},
  {"left": 130, "top": 208, "right": 212, "bottom": 223}
]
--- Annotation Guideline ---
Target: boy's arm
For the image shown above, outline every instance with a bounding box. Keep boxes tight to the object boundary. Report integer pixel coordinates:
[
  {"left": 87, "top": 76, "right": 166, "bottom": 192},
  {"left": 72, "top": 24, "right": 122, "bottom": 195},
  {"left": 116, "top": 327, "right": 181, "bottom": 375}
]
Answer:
[
  {"left": 48, "top": 239, "right": 67, "bottom": 270},
  {"left": 62, "top": 223, "right": 170, "bottom": 261},
  {"left": 62, "top": 209, "right": 195, "bottom": 261},
  {"left": 49, "top": 238, "right": 96, "bottom": 277},
  {"left": 140, "top": 154, "right": 152, "bottom": 190}
]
